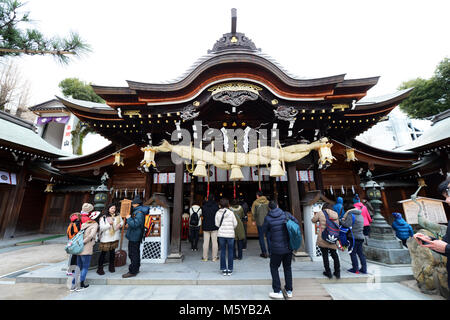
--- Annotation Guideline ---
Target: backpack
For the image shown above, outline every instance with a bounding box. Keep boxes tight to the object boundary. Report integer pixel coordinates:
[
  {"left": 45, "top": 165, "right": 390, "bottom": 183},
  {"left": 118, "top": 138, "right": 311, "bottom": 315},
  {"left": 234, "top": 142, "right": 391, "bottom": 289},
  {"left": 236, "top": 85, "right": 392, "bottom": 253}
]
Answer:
[
  {"left": 65, "top": 229, "right": 85, "bottom": 255},
  {"left": 189, "top": 207, "right": 201, "bottom": 227},
  {"left": 284, "top": 212, "right": 302, "bottom": 251},
  {"left": 321, "top": 210, "right": 340, "bottom": 244},
  {"left": 143, "top": 214, "right": 155, "bottom": 239},
  {"left": 66, "top": 221, "right": 80, "bottom": 240},
  {"left": 338, "top": 214, "right": 355, "bottom": 251}
]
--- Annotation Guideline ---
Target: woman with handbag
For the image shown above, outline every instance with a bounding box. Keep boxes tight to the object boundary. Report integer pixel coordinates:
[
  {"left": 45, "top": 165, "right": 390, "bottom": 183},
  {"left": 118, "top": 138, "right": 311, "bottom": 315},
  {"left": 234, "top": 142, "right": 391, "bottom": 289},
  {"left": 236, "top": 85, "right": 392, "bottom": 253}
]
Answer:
[
  {"left": 97, "top": 204, "right": 123, "bottom": 275},
  {"left": 215, "top": 198, "right": 238, "bottom": 276}
]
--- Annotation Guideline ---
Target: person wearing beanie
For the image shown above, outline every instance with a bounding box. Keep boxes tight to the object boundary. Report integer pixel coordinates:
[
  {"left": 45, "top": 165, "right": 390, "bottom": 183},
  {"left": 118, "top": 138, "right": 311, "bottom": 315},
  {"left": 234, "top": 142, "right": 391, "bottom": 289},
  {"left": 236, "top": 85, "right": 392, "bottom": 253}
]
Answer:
[
  {"left": 122, "top": 195, "right": 148, "bottom": 278},
  {"left": 391, "top": 212, "right": 414, "bottom": 247},
  {"left": 263, "top": 200, "right": 299, "bottom": 299},
  {"left": 341, "top": 207, "right": 367, "bottom": 274},
  {"left": 312, "top": 203, "right": 341, "bottom": 279},
  {"left": 70, "top": 210, "right": 100, "bottom": 291},
  {"left": 333, "top": 197, "right": 345, "bottom": 219},
  {"left": 80, "top": 203, "right": 94, "bottom": 224},
  {"left": 66, "top": 213, "right": 81, "bottom": 276}
]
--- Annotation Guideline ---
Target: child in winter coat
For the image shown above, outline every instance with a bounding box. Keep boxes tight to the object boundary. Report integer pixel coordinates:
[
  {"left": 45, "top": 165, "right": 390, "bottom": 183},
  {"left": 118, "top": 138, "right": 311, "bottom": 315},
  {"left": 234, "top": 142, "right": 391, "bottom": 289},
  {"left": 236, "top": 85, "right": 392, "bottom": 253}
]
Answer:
[
  {"left": 391, "top": 212, "right": 414, "bottom": 247},
  {"left": 66, "top": 213, "right": 81, "bottom": 275}
]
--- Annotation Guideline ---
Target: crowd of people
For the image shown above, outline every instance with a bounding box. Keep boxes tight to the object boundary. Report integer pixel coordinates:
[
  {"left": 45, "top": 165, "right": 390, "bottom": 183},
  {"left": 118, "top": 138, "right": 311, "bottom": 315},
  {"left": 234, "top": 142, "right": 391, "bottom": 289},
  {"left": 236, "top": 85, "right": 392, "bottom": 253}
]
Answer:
[{"left": 64, "top": 178, "right": 450, "bottom": 300}]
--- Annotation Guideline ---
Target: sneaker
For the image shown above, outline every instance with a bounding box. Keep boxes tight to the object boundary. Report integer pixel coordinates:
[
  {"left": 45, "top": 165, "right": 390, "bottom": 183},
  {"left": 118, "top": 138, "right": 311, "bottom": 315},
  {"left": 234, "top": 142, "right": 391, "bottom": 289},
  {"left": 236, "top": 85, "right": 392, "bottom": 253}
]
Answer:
[
  {"left": 260, "top": 253, "right": 268, "bottom": 258},
  {"left": 269, "top": 291, "right": 284, "bottom": 299},
  {"left": 227, "top": 270, "right": 232, "bottom": 276},
  {"left": 212, "top": 257, "right": 219, "bottom": 262},
  {"left": 285, "top": 290, "right": 293, "bottom": 298},
  {"left": 347, "top": 268, "right": 360, "bottom": 274},
  {"left": 201, "top": 258, "right": 208, "bottom": 262},
  {"left": 359, "top": 269, "right": 367, "bottom": 274},
  {"left": 69, "top": 285, "right": 78, "bottom": 292},
  {"left": 222, "top": 270, "right": 228, "bottom": 276}
]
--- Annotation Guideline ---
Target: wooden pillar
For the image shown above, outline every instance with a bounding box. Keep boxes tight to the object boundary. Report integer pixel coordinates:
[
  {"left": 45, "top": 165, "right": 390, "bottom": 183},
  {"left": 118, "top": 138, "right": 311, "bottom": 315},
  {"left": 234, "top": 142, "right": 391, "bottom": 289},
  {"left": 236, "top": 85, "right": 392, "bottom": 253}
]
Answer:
[
  {"left": 287, "top": 162, "right": 302, "bottom": 226},
  {"left": 189, "top": 176, "right": 195, "bottom": 206},
  {"left": 312, "top": 151, "right": 324, "bottom": 191},
  {"left": 39, "top": 193, "right": 52, "bottom": 233},
  {"left": 145, "top": 167, "right": 154, "bottom": 201},
  {"left": 168, "top": 162, "right": 184, "bottom": 261},
  {"left": 0, "top": 165, "right": 27, "bottom": 239},
  {"left": 272, "top": 177, "right": 278, "bottom": 202}
]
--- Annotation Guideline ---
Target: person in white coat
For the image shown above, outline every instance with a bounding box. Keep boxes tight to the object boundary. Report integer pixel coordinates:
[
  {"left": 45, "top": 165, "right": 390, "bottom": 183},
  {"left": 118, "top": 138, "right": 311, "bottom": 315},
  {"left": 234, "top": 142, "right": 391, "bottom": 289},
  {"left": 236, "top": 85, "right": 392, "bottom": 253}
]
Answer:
[
  {"left": 96, "top": 204, "right": 123, "bottom": 275},
  {"left": 215, "top": 198, "right": 237, "bottom": 276}
]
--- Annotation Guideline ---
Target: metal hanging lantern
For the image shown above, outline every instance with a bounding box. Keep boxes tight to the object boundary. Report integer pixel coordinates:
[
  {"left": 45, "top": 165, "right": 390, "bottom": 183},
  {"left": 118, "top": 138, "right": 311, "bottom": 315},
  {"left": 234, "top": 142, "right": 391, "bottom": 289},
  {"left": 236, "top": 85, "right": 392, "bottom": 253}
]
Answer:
[
  {"left": 44, "top": 183, "right": 54, "bottom": 193},
  {"left": 318, "top": 142, "right": 336, "bottom": 165},
  {"left": 345, "top": 148, "right": 358, "bottom": 162},
  {"left": 113, "top": 152, "right": 124, "bottom": 166},
  {"left": 140, "top": 146, "right": 156, "bottom": 168}
]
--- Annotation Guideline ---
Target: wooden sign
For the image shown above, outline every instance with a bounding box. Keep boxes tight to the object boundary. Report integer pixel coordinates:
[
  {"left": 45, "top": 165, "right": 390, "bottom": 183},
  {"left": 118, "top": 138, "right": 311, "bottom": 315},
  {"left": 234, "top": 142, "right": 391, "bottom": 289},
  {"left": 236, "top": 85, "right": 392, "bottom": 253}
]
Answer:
[
  {"left": 120, "top": 199, "right": 132, "bottom": 218},
  {"left": 399, "top": 197, "right": 448, "bottom": 225}
]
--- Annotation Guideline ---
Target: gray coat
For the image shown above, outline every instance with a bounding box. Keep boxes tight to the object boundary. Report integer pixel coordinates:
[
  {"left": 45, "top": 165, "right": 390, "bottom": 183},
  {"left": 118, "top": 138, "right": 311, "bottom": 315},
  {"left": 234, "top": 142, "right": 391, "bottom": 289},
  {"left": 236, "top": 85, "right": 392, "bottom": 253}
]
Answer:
[{"left": 341, "top": 208, "right": 364, "bottom": 240}]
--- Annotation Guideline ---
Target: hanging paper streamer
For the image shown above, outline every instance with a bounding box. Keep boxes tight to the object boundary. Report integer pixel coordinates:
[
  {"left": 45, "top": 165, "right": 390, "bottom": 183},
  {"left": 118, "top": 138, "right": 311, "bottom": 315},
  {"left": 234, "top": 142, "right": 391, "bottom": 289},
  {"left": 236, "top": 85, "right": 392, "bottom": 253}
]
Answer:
[
  {"left": 352, "top": 185, "right": 355, "bottom": 194},
  {"left": 341, "top": 185, "right": 345, "bottom": 194},
  {"left": 329, "top": 185, "right": 334, "bottom": 195}
]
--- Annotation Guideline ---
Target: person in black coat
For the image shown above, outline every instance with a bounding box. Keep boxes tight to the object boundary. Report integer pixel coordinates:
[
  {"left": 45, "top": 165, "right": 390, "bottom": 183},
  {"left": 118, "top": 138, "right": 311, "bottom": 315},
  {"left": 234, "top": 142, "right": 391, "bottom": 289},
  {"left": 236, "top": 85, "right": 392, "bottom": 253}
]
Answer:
[
  {"left": 262, "top": 200, "right": 299, "bottom": 299},
  {"left": 414, "top": 179, "right": 450, "bottom": 299},
  {"left": 201, "top": 195, "right": 220, "bottom": 261},
  {"left": 238, "top": 198, "right": 249, "bottom": 249}
]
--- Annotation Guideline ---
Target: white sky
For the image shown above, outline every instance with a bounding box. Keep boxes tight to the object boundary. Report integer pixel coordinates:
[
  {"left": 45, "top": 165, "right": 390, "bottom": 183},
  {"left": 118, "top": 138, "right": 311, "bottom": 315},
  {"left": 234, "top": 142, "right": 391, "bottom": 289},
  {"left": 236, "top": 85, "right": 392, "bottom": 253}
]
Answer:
[{"left": 13, "top": 0, "right": 450, "bottom": 106}]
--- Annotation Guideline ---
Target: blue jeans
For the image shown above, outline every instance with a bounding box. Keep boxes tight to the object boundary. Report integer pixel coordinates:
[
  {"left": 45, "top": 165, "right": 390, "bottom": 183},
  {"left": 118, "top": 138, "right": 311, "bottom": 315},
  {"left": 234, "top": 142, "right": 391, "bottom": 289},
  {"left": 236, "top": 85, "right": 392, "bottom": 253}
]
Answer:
[
  {"left": 270, "top": 252, "right": 293, "bottom": 292},
  {"left": 257, "top": 225, "right": 271, "bottom": 255},
  {"left": 218, "top": 237, "right": 234, "bottom": 271},
  {"left": 72, "top": 255, "right": 92, "bottom": 285},
  {"left": 350, "top": 239, "right": 367, "bottom": 273}
]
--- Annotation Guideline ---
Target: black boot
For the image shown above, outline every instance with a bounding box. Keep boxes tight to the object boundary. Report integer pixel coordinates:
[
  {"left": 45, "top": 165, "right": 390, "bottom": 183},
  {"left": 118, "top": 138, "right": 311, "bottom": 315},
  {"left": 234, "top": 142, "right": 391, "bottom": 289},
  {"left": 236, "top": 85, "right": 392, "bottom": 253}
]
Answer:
[
  {"left": 323, "top": 270, "right": 332, "bottom": 279},
  {"left": 80, "top": 281, "right": 89, "bottom": 289},
  {"left": 109, "top": 263, "right": 115, "bottom": 273},
  {"left": 96, "top": 266, "right": 105, "bottom": 275},
  {"left": 333, "top": 270, "right": 341, "bottom": 279}
]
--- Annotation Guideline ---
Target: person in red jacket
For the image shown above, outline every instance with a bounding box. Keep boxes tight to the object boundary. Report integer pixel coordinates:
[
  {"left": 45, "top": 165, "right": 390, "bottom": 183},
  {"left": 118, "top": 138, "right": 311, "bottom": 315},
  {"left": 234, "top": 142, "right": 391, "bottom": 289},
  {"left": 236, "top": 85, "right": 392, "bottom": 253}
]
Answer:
[{"left": 354, "top": 200, "right": 372, "bottom": 237}]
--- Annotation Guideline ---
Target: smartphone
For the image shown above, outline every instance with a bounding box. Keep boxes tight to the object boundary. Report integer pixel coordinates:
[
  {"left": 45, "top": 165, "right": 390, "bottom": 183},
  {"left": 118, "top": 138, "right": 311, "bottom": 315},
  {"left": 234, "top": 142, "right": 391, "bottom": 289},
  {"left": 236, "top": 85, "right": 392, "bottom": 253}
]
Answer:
[{"left": 419, "top": 239, "right": 431, "bottom": 245}]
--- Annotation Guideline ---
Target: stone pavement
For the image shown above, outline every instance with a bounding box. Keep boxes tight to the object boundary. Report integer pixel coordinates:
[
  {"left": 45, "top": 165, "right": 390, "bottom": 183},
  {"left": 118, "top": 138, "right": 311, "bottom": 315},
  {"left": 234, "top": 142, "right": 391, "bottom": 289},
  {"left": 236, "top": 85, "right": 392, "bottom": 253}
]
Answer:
[{"left": 0, "top": 234, "right": 445, "bottom": 300}]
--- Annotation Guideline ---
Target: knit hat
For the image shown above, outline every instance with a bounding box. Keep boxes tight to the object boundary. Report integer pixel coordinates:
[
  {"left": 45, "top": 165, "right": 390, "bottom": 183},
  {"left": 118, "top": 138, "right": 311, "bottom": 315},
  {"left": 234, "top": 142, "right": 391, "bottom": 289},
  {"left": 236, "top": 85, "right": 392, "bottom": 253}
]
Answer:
[
  {"left": 132, "top": 195, "right": 142, "bottom": 205},
  {"left": 70, "top": 213, "right": 80, "bottom": 222},
  {"left": 89, "top": 210, "right": 101, "bottom": 220},
  {"left": 392, "top": 212, "right": 402, "bottom": 219},
  {"left": 353, "top": 194, "right": 360, "bottom": 204},
  {"left": 81, "top": 203, "right": 94, "bottom": 213}
]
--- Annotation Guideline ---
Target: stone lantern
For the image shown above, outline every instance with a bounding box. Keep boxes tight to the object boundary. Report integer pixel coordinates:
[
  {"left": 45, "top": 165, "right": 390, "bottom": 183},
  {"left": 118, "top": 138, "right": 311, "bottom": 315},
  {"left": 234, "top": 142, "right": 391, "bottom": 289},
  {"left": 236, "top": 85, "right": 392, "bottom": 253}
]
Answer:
[
  {"left": 89, "top": 172, "right": 112, "bottom": 268},
  {"left": 361, "top": 170, "right": 411, "bottom": 264}
]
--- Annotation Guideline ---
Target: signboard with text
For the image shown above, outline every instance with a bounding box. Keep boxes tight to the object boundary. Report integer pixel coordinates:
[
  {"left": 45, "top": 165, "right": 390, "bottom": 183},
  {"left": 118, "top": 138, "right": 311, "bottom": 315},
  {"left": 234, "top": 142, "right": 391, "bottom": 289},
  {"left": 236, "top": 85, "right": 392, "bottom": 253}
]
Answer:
[{"left": 399, "top": 197, "right": 448, "bottom": 225}]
